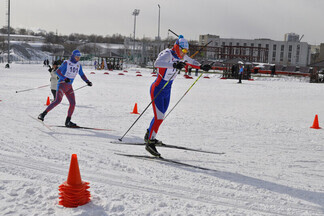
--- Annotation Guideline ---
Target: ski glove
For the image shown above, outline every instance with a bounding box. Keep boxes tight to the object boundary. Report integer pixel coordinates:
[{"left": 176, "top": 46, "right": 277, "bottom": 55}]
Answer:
[
  {"left": 86, "top": 81, "right": 93, "bottom": 86},
  {"left": 173, "top": 61, "right": 187, "bottom": 70},
  {"left": 200, "top": 64, "right": 212, "bottom": 72},
  {"left": 64, "top": 78, "right": 70, "bottom": 83}
]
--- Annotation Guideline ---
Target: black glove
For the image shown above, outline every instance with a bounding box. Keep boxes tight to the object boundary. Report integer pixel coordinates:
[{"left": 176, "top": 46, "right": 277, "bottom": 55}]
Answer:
[
  {"left": 48, "top": 66, "right": 52, "bottom": 72},
  {"left": 64, "top": 78, "right": 70, "bottom": 83},
  {"left": 200, "top": 64, "right": 212, "bottom": 72},
  {"left": 173, "top": 61, "right": 186, "bottom": 70},
  {"left": 86, "top": 81, "right": 93, "bottom": 86}
]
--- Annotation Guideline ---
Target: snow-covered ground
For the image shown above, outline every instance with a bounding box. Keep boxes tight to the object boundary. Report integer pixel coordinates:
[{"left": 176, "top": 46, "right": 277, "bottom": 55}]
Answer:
[{"left": 0, "top": 64, "right": 323, "bottom": 216}]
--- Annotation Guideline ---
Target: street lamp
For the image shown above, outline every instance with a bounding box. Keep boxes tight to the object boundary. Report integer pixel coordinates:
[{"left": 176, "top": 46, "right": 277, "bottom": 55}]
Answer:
[
  {"left": 157, "top": 4, "right": 160, "bottom": 40},
  {"left": 132, "top": 9, "right": 140, "bottom": 61},
  {"left": 7, "top": 0, "right": 11, "bottom": 66}
]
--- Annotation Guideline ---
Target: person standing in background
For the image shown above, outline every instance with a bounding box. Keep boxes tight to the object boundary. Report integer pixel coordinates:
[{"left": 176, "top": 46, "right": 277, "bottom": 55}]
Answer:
[
  {"left": 238, "top": 65, "right": 243, "bottom": 83},
  {"left": 48, "top": 61, "right": 59, "bottom": 101}
]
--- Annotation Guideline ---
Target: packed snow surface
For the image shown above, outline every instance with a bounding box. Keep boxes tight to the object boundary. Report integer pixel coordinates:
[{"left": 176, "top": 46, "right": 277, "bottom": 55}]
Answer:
[{"left": 0, "top": 64, "right": 323, "bottom": 215}]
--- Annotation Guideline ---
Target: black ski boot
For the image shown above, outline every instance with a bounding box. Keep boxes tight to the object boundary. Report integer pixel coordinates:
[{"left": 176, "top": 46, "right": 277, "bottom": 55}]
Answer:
[
  {"left": 145, "top": 139, "right": 163, "bottom": 157},
  {"left": 145, "top": 142, "right": 161, "bottom": 157},
  {"left": 65, "top": 117, "right": 77, "bottom": 127},
  {"left": 144, "top": 129, "right": 164, "bottom": 146},
  {"left": 38, "top": 111, "right": 47, "bottom": 121},
  {"left": 144, "top": 129, "right": 149, "bottom": 143}
]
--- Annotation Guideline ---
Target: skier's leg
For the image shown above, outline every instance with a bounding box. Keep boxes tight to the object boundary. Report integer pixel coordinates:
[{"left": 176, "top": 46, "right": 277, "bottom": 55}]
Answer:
[
  {"left": 38, "top": 85, "right": 64, "bottom": 121},
  {"left": 148, "top": 90, "right": 166, "bottom": 140},
  {"left": 45, "top": 85, "right": 64, "bottom": 113},
  {"left": 65, "top": 86, "right": 76, "bottom": 118},
  {"left": 51, "top": 89, "right": 57, "bottom": 100},
  {"left": 64, "top": 86, "right": 77, "bottom": 127}
]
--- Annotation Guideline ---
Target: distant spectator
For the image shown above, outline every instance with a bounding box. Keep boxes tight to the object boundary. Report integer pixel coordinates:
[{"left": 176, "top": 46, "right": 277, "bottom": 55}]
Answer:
[
  {"left": 246, "top": 65, "right": 251, "bottom": 79},
  {"left": 188, "top": 66, "right": 192, "bottom": 76},
  {"left": 231, "top": 65, "right": 235, "bottom": 77},
  {"left": 238, "top": 65, "right": 243, "bottom": 83},
  {"left": 271, "top": 65, "right": 276, "bottom": 77},
  {"left": 94, "top": 60, "right": 97, "bottom": 69},
  {"left": 48, "top": 61, "right": 59, "bottom": 100}
]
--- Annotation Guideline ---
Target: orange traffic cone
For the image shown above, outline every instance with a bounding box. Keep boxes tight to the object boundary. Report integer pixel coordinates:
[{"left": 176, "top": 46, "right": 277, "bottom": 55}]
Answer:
[
  {"left": 58, "top": 154, "right": 91, "bottom": 208},
  {"left": 45, "top": 96, "right": 50, "bottom": 106},
  {"left": 310, "top": 115, "right": 321, "bottom": 129},
  {"left": 130, "top": 103, "right": 139, "bottom": 114}
]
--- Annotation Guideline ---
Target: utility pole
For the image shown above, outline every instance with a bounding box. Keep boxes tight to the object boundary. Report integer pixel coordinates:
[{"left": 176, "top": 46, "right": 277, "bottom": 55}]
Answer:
[
  {"left": 132, "top": 9, "right": 140, "bottom": 63},
  {"left": 157, "top": 4, "right": 161, "bottom": 57},
  {"left": 157, "top": 4, "right": 160, "bottom": 40},
  {"left": 7, "top": 0, "right": 11, "bottom": 65}
]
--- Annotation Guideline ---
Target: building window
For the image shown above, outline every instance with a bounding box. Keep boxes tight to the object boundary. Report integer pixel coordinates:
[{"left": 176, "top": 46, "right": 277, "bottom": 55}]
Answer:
[
  {"left": 243, "top": 43, "right": 247, "bottom": 47},
  {"left": 296, "top": 45, "right": 300, "bottom": 55},
  {"left": 281, "top": 45, "right": 285, "bottom": 51},
  {"left": 280, "top": 52, "right": 284, "bottom": 61},
  {"left": 229, "top": 42, "right": 232, "bottom": 46},
  {"left": 236, "top": 42, "right": 240, "bottom": 46},
  {"left": 251, "top": 43, "right": 254, "bottom": 47},
  {"left": 273, "top": 44, "right": 277, "bottom": 50},
  {"left": 222, "top": 42, "right": 225, "bottom": 46},
  {"left": 258, "top": 44, "right": 262, "bottom": 47},
  {"left": 289, "top": 45, "right": 292, "bottom": 52},
  {"left": 272, "top": 52, "right": 276, "bottom": 58},
  {"left": 288, "top": 52, "right": 292, "bottom": 63}
]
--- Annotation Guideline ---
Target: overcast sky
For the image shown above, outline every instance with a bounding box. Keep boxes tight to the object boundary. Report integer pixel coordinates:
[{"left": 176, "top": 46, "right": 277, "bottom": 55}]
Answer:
[{"left": 1, "top": 0, "right": 323, "bottom": 44}]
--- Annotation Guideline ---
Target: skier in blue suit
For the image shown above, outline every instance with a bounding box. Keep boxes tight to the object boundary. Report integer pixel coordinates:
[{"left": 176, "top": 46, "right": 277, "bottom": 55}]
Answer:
[{"left": 38, "top": 50, "right": 92, "bottom": 127}]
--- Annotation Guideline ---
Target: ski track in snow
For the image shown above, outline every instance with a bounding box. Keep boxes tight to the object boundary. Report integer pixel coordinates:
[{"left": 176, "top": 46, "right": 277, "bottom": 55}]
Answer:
[{"left": 0, "top": 63, "right": 323, "bottom": 215}]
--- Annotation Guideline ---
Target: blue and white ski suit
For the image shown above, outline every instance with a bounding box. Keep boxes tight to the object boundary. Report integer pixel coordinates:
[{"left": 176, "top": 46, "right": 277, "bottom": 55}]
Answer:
[{"left": 147, "top": 48, "right": 200, "bottom": 140}]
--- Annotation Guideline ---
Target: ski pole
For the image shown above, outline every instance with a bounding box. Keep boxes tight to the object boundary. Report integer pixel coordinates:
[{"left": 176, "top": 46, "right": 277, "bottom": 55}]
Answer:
[
  {"left": 190, "top": 41, "right": 212, "bottom": 58},
  {"left": 118, "top": 69, "right": 180, "bottom": 141},
  {"left": 164, "top": 73, "right": 204, "bottom": 121},
  {"left": 164, "top": 62, "right": 215, "bottom": 120},
  {"left": 72, "top": 84, "right": 88, "bottom": 93},
  {"left": 168, "top": 29, "right": 179, "bottom": 37},
  {"left": 15, "top": 84, "right": 50, "bottom": 93},
  {"left": 15, "top": 81, "right": 67, "bottom": 94}
]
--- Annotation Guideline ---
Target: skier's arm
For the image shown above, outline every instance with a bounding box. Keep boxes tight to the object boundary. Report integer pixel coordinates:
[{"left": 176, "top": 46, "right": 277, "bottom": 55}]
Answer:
[
  {"left": 154, "top": 50, "right": 174, "bottom": 69},
  {"left": 56, "top": 61, "right": 68, "bottom": 79},
  {"left": 78, "top": 65, "right": 92, "bottom": 86},
  {"left": 183, "top": 55, "right": 201, "bottom": 69}
]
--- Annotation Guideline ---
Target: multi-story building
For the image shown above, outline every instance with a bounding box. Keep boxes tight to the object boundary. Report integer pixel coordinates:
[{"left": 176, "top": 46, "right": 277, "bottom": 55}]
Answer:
[{"left": 199, "top": 34, "right": 311, "bottom": 66}]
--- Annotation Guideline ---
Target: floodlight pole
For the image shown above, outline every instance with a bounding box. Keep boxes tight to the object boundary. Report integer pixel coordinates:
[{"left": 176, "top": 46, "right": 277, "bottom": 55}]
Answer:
[
  {"left": 157, "top": 4, "right": 160, "bottom": 40},
  {"left": 132, "top": 9, "right": 140, "bottom": 62},
  {"left": 7, "top": 0, "right": 10, "bottom": 64}
]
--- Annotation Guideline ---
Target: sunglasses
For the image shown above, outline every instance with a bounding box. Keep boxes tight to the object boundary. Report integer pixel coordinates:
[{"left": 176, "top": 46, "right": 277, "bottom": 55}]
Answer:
[{"left": 181, "top": 48, "right": 188, "bottom": 54}]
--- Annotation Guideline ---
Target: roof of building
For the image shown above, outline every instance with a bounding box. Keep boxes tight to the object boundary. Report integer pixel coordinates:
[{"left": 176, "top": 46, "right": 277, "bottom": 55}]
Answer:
[
  {"left": 309, "top": 60, "right": 324, "bottom": 67},
  {"left": 96, "top": 51, "right": 123, "bottom": 58}
]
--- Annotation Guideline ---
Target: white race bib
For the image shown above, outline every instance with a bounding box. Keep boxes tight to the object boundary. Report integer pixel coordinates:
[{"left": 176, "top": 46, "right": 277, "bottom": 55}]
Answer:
[{"left": 65, "top": 60, "right": 80, "bottom": 79}]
